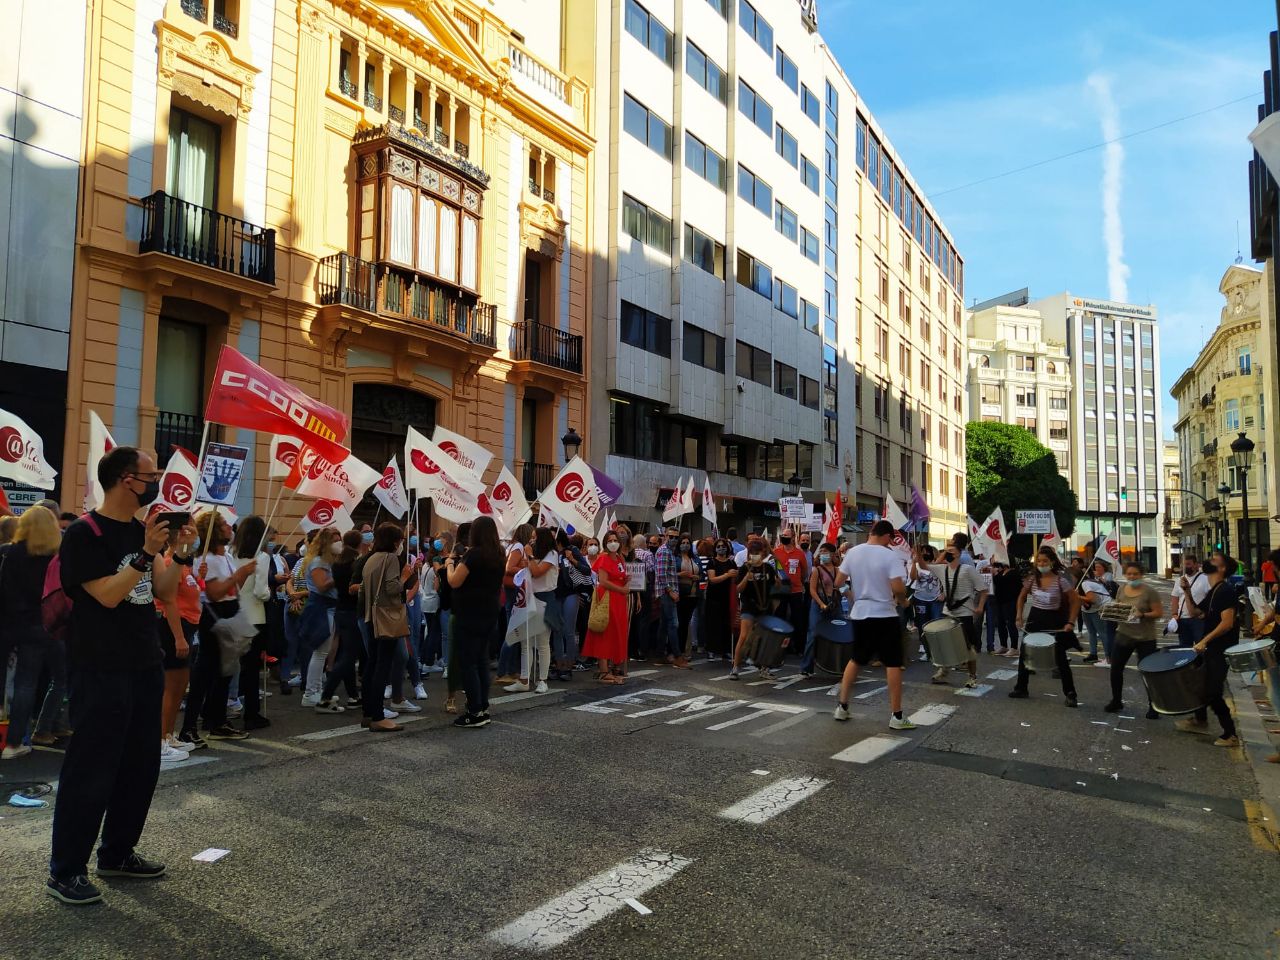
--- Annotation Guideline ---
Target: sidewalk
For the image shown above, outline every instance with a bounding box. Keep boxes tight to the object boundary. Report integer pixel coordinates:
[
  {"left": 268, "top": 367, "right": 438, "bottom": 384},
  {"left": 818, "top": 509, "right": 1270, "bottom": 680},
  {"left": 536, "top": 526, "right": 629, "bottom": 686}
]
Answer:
[{"left": 1228, "top": 668, "right": 1280, "bottom": 851}]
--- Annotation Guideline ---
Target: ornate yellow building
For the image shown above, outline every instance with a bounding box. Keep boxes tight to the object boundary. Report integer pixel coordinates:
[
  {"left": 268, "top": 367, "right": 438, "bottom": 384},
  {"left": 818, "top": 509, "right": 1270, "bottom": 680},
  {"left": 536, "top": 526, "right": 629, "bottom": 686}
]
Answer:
[{"left": 63, "top": 0, "right": 593, "bottom": 521}]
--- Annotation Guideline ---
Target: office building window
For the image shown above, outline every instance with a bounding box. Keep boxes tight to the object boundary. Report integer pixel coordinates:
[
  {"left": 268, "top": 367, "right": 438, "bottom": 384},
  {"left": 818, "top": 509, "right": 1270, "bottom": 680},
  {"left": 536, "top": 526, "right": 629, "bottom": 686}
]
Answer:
[
  {"left": 800, "top": 375, "right": 819, "bottom": 410},
  {"left": 623, "top": 94, "right": 672, "bottom": 159},
  {"left": 624, "top": 0, "right": 673, "bottom": 65},
  {"left": 683, "top": 224, "right": 725, "bottom": 278},
  {"left": 738, "top": 0, "right": 773, "bottom": 54},
  {"left": 774, "top": 361, "right": 797, "bottom": 399},
  {"left": 776, "top": 47, "right": 798, "bottom": 93},
  {"left": 774, "top": 201, "right": 798, "bottom": 242},
  {"left": 737, "top": 165, "right": 772, "bottom": 216},
  {"left": 801, "top": 298, "right": 819, "bottom": 334},
  {"left": 735, "top": 250, "right": 772, "bottom": 298},
  {"left": 1016, "top": 416, "right": 1036, "bottom": 430},
  {"left": 801, "top": 156, "right": 819, "bottom": 194},
  {"left": 609, "top": 395, "right": 663, "bottom": 460},
  {"left": 873, "top": 381, "right": 886, "bottom": 419},
  {"left": 772, "top": 277, "right": 798, "bottom": 318},
  {"left": 980, "top": 383, "right": 1000, "bottom": 405},
  {"left": 775, "top": 124, "right": 798, "bottom": 167},
  {"left": 1049, "top": 423, "right": 1068, "bottom": 440},
  {"left": 620, "top": 300, "right": 671, "bottom": 357},
  {"left": 1015, "top": 389, "right": 1036, "bottom": 407},
  {"left": 801, "top": 227, "right": 819, "bottom": 263},
  {"left": 684, "top": 132, "right": 726, "bottom": 190},
  {"left": 737, "top": 79, "right": 773, "bottom": 135},
  {"left": 1226, "top": 398, "right": 1240, "bottom": 430},
  {"left": 736, "top": 340, "right": 771, "bottom": 386},
  {"left": 685, "top": 41, "right": 727, "bottom": 103},
  {"left": 683, "top": 322, "right": 725, "bottom": 371},
  {"left": 800, "top": 83, "right": 819, "bottom": 124},
  {"left": 622, "top": 194, "right": 672, "bottom": 253}
]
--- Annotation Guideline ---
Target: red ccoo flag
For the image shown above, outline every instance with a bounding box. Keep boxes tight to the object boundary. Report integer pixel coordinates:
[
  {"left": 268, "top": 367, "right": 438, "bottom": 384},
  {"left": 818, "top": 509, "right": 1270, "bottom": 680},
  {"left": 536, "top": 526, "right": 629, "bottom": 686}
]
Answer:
[{"left": 204, "top": 345, "right": 350, "bottom": 463}]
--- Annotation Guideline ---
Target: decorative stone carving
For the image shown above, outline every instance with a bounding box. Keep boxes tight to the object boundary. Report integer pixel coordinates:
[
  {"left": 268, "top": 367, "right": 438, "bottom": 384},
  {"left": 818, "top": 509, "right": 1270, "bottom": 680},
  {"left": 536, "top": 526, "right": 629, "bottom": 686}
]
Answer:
[
  {"left": 518, "top": 198, "right": 566, "bottom": 261},
  {"left": 156, "top": 23, "right": 258, "bottom": 118}
]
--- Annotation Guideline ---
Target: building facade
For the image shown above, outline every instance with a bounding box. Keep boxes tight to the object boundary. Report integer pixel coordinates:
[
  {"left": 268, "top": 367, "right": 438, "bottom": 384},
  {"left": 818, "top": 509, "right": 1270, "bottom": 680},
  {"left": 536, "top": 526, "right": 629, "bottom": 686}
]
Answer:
[
  {"left": 1161, "top": 438, "right": 1180, "bottom": 575},
  {"left": 1170, "top": 263, "right": 1274, "bottom": 574},
  {"left": 61, "top": 0, "right": 592, "bottom": 521},
  {"left": 570, "top": 0, "right": 967, "bottom": 539},
  {"left": 1, "top": 0, "right": 87, "bottom": 508},
  {"left": 966, "top": 291, "right": 1072, "bottom": 483},
  {"left": 1032, "top": 291, "right": 1164, "bottom": 570}
]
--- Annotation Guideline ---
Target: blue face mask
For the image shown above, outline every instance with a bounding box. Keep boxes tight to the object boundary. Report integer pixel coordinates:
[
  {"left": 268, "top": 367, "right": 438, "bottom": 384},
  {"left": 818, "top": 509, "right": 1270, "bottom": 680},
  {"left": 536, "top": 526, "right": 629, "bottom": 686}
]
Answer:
[
  {"left": 361, "top": 531, "right": 374, "bottom": 544},
  {"left": 408, "top": 536, "right": 419, "bottom": 549},
  {"left": 433, "top": 538, "right": 444, "bottom": 552}
]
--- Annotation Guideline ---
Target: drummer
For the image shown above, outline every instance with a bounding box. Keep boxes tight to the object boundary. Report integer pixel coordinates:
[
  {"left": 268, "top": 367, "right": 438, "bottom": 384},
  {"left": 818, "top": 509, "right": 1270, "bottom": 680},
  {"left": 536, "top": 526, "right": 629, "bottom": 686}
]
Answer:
[
  {"left": 729, "top": 539, "right": 778, "bottom": 680},
  {"left": 1175, "top": 554, "right": 1240, "bottom": 747},
  {"left": 1008, "top": 546, "right": 1083, "bottom": 707},
  {"left": 912, "top": 542, "right": 985, "bottom": 689},
  {"left": 1105, "top": 561, "right": 1163, "bottom": 719}
]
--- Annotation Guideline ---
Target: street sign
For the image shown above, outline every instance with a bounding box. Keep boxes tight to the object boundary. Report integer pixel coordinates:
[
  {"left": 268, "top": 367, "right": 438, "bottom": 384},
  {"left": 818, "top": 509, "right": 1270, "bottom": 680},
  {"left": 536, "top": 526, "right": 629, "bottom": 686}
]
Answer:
[
  {"left": 0, "top": 478, "right": 45, "bottom": 515},
  {"left": 1016, "top": 509, "right": 1053, "bottom": 534}
]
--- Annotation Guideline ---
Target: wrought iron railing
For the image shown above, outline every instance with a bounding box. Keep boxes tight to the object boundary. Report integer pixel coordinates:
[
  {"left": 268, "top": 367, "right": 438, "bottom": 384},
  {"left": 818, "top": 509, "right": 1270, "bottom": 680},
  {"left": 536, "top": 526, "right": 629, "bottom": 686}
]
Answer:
[
  {"left": 512, "top": 319, "right": 582, "bottom": 373},
  {"left": 155, "top": 411, "right": 205, "bottom": 469},
  {"left": 316, "top": 253, "right": 379, "bottom": 313},
  {"left": 339, "top": 76, "right": 358, "bottom": 99},
  {"left": 364, "top": 89, "right": 383, "bottom": 111},
  {"left": 434, "top": 126, "right": 449, "bottom": 147},
  {"left": 138, "top": 191, "right": 275, "bottom": 284},
  {"left": 213, "top": 10, "right": 237, "bottom": 36},
  {"left": 180, "top": 0, "right": 206, "bottom": 20},
  {"left": 522, "top": 461, "right": 555, "bottom": 501},
  {"left": 454, "top": 141, "right": 469, "bottom": 159},
  {"left": 542, "top": 187, "right": 555, "bottom": 204},
  {"left": 1203, "top": 439, "right": 1218, "bottom": 458},
  {"left": 528, "top": 179, "right": 541, "bottom": 197},
  {"left": 389, "top": 104, "right": 405, "bottom": 123}
]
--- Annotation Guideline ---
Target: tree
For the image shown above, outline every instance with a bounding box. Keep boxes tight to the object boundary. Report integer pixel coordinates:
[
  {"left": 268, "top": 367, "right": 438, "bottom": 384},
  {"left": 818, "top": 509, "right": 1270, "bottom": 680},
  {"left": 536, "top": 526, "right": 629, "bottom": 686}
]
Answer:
[{"left": 966, "top": 422, "right": 1078, "bottom": 552}]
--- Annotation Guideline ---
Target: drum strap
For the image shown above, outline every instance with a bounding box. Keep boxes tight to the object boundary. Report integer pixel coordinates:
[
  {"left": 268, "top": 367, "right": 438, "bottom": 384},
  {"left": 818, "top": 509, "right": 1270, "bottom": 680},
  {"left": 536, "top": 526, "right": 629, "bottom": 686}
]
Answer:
[{"left": 944, "top": 569, "right": 970, "bottom": 611}]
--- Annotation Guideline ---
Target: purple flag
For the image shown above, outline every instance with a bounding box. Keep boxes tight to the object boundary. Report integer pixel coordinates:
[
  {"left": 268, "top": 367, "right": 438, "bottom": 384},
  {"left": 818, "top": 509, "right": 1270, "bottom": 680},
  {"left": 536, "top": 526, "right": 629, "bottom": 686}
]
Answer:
[
  {"left": 590, "top": 465, "right": 624, "bottom": 508},
  {"left": 909, "top": 484, "right": 930, "bottom": 530}
]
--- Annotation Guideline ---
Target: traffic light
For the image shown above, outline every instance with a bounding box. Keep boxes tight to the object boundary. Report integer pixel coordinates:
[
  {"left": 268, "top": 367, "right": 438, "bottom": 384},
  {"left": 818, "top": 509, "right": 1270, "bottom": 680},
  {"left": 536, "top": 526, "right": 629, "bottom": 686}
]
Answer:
[{"left": 1120, "top": 486, "right": 1128, "bottom": 502}]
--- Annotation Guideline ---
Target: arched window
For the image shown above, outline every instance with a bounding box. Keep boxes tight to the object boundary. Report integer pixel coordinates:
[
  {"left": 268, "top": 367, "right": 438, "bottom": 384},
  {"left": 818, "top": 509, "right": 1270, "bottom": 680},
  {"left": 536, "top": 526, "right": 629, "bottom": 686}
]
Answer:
[
  {"left": 1046, "top": 361, "right": 1056, "bottom": 374},
  {"left": 979, "top": 355, "right": 990, "bottom": 368}
]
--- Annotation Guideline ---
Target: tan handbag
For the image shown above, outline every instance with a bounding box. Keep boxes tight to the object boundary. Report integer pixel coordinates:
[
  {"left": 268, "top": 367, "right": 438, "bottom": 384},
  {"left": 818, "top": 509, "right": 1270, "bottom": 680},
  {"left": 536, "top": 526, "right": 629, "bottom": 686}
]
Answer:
[
  {"left": 366, "top": 553, "right": 410, "bottom": 638},
  {"left": 587, "top": 585, "right": 611, "bottom": 633}
]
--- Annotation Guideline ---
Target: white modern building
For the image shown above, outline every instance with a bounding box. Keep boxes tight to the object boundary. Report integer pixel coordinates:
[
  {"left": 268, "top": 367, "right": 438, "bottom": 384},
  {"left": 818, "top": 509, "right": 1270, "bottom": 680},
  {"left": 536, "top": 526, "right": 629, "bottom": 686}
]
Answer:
[
  {"left": 966, "top": 290, "right": 1072, "bottom": 482},
  {"left": 560, "top": 0, "right": 967, "bottom": 538},
  {"left": 1033, "top": 292, "right": 1165, "bottom": 569}
]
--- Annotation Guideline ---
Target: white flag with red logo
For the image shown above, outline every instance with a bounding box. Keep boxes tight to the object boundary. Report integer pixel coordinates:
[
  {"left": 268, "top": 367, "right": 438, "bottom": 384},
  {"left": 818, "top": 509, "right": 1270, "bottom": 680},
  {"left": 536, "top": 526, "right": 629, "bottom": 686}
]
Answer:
[
  {"left": 432, "top": 424, "right": 493, "bottom": 479},
  {"left": 477, "top": 464, "right": 526, "bottom": 536},
  {"left": 967, "top": 514, "right": 982, "bottom": 546},
  {"left": 373, "top": 457, "right": 409, "bottom": 518},
  {"left": 84, "top": 409, "right": 116, "bottom": 510},
  {"left": 1041, "top": 514, "right": 1063, "bottom": 549},
  {"left": 701, "top": 476, "right": 717, "bottom": 528},
  {"left": 286, "top": 445, "right": 381, "bottom": 512},
  {"left": 269, "top": 435, "right": 302, "bottom": 479},
  {"left": 505, "top": 568, "right": 545, "bottom": 640},
  {"left": 884, "top": 495, "right": 910, "bottom": 531},
  {"left": 148, "top": 448, "right": 200, "bottom": 516},
  {"left": 0, "top": 406, "right": 56, "bottom": 492},
  {"left": 662, "top": 475, "right": 687, "bottom": 524},
  {"left": 300, "top": 498, "right": 354, "bottom": 533},
  {"left": 978, "top": 507, "right": 1010, "bottom": 564},
  {"left": 404, "top": 426, "right": 484, "bottom": 498},
  {"left": 542, "top": 456, "right": 602, "bottom": 530},
  {"left": 1100, "top": 524, "right": 1121, "bottom": 567}
]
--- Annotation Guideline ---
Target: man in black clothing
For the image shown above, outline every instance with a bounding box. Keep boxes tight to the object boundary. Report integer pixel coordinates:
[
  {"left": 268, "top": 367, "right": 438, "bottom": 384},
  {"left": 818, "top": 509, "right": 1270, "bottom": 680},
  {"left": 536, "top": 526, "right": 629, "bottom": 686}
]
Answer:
[
  {"left": 47, "top": 446, "right": 195, "bottom": 905},
  {"left": 1176, "top": 555, "right": 1240, "bottom": 747}
]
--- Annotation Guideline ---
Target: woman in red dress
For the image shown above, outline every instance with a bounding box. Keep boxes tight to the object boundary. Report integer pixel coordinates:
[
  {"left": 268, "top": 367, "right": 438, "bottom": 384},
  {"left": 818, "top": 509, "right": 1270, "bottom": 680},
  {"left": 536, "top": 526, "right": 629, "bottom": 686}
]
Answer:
[{"left": 582, "top": 529, "right": 630, "bottom": 684}]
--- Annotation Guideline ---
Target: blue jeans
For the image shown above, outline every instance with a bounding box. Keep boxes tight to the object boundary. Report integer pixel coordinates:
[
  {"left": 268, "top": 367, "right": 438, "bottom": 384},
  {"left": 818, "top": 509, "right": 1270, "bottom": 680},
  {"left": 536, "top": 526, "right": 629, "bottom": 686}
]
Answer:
[
  {"left": 8, "top": 627, "right": 68, "bottom": 743},
  {"left": 1177, "top": 616, "right": 1205, "bottom": 649},
  {"left": 801, "top": 600, "right": 830, "bottom": 673},
  {"left": 1083, "top": 612, "right": 1115, "bottom": 659},
  {"left": 424, "top": 610, "right": 443, "bottom": 665},
  {"left": 559, "top": 593, "right": 581, "bottom": 664},
  {"left": 497, "top": 587, "right": 521, "bottom": 676},
  {"left": 659, "top": 594, "right": 680, "bottom": 657},
  {"left": 281, "top": 612, "right": 301, "bottom": 681},
  {"left": 407, "top": 596, "right": 423, "bottom": 678}
]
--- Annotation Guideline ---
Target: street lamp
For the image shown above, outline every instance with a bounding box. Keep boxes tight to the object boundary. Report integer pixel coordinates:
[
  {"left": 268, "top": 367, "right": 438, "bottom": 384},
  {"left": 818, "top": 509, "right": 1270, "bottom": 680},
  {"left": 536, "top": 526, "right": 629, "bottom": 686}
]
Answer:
[
  {"left": 786, "top": 472, "right": 803, "bottom": 498},
  {"left": 560, "top": 427, "right": 582, "bottom": 462},
  {"left": 1231, "top": 431, "right": 1256, "bottom": 580},
  {"left": 1217, "top": 482, "right": 1232, "bottom": 557}
]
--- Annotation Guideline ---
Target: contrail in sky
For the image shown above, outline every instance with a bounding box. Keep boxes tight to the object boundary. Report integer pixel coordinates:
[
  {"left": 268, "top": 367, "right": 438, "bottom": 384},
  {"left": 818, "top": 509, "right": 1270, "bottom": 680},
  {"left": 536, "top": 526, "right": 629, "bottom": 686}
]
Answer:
[{"left": 1088, "top": 73, "right": 1129, "bottom": 303}]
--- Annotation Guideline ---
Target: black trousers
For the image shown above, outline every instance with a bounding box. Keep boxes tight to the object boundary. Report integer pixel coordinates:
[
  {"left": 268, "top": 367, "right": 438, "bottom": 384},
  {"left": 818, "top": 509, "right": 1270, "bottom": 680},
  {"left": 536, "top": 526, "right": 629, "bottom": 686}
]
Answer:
[
  {"left": 995, "top": 601, "right": 1019, "bottom": 648},
  {"left": 1110, "top": 639, "right": 1157, "bottom": 704},
  {"left": 779, "top": 593, "right": 809, "bottom": 657},
  {"left": 181, "top": 635, "right": 229, "bottom": 734},
  {"left": 50, "top": 666, "right": 163, "bottom": 880},
  {"left": 1194, "top": 647, "right": 1237, "bottom": 737},
  {"left": 454, "top": 620, "right": 492, "bottom": 715},
  {"left": 238, "top": 625, "right": 268, "bottom": 720},
  {"left": 362, "top": 635, "right": 396, "bottom": 721},
  {"left": 323, "top": 610, "right": 362, "bottom": 702},
  {"left": 1014, "top": 611, "right": 1078, "bottom": 697}
]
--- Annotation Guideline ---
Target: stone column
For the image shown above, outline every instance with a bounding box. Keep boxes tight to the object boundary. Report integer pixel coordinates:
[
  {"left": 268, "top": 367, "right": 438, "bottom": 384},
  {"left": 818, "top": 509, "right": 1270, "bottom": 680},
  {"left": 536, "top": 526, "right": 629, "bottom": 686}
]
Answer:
[
  {"left": 355, "top": 39, "right": 367, "bottom": 103},
  {"left": 293, "top": 14, "right": 330, "bottom": 263}
]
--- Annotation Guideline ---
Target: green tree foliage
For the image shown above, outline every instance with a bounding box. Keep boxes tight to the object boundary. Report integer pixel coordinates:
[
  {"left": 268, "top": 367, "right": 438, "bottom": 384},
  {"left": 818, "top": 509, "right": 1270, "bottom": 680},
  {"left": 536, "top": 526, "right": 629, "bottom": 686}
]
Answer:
[{"left": 966, "top": 422, "right": 1078, "bottom": 547}]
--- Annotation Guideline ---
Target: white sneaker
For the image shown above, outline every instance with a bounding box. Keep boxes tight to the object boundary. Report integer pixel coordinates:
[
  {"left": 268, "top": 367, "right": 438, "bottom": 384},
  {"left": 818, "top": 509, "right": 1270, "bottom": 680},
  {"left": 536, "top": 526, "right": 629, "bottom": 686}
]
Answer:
[
  {"left": 889, "top": 715, "right": 918, "bottom": 731},
  {"left": 300, "top": 694, "right": 321, "bottom": 708},
  {"left": 505, "top": 681, "right": 531, "bottom": 692},
  {"left": 833, "top": 705, "right": 851, "bottom": 721},
  {"left": 413, "top": 683, "right": 429, "bottom": 700},
  {"left": 1, "top": 744, "right": 32, "bottom": 760},
  {"left": 315, "top": 699, "right": 346, "bottom": 714},
  {"left": 389, "top": 699, "right": 422, "bottom": 713},
  {"left": 1095, "top": 659, "right": 1111, "bottom": 668},
  {"left": 165, "top": 736, "right": 194, "bottom": 752},
  {"left": 383, "top": 708, "right": 400, "bottom": 720},
  {"left": 384, "top": 685, "right": 392, "bottom": 699},
  {"left": 427, "top": 663, "right": 445, "bottom": 674},
  {"left": 159, "top": 742, "right": 188, "bottom": 763},
  {"left": 534, "top": 681, "right": 549, "bottom": 693}
]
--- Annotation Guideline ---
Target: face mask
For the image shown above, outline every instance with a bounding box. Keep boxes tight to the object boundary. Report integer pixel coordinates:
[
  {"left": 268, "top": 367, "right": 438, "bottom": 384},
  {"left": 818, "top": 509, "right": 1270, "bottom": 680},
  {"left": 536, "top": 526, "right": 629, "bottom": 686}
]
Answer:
[
  {"left": 781, "top": 536, "right": 792, "bottom": 545},
  {"left": 818, "top": 553, "right": 831, "bottom": 564},
  {"left": 680, "top": 542, "right": 690, "bottom": 553},
  {"left": 715, "top": 546, "right": 728, "bottom": 556},
  {"left": 361, "top": 531, "right": 374, "bottom": 544},
  {"left": 408, "top": 536, "right": 418, "bottom": 549},
  {"left": 587, "top": 544, "right": 600, "bottom": 556},
  {"left": 133, "top": 478, "right": 159, "bottom": 507},
  {"left": 944, "top": 553, "right": 956, "bottom": 564},
  {"left": 331, "top": 542, "right": 343, "bottom": 556},
  {"left": 606, "top": 541, "right": 620, "bottom": 553},
  {"left": 433, "top": 539, "right": 444, "bottom": 552},
  {"left": 1202, "top": 562, "right": 1218, "bottom": 575},
  {"left": 1036, "top": 564, "right": 1051, "bottom": 574},
  {"left": 1127, "top": 575, "right": 1142, "bottom": 583},
  {"left": 749, "top": 555, "right": 764, "bottom": 566}
]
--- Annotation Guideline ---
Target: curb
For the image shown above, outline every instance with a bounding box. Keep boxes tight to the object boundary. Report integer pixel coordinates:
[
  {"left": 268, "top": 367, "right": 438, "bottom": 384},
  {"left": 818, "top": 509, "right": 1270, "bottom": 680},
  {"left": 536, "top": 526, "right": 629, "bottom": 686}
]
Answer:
[{"left": 1227, "top": 670, "right": 1280, "bottom": 852}]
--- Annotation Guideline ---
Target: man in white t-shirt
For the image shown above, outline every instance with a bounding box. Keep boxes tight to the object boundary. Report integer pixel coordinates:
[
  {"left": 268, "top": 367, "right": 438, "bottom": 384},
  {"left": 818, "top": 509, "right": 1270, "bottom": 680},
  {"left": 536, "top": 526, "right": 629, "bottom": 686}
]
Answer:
[
  {"left": 1170, "top": 554, "right": 1210, "bottom": 649},
  {"left": 832, "top": 520, "right": 917, "bottom": 730}
]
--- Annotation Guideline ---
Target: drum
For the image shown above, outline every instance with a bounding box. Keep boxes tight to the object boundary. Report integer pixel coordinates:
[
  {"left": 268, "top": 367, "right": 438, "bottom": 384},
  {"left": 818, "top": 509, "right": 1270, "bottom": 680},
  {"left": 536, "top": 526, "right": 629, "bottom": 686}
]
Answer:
[
  {"left": 924, "top": 618, "right": 968, "bottom": 667},
  {"left": 1225, "top": 638, "right": 1278, "bottom": 674},
  {"left": 752, "top": 615, "right": 793, "bottom": 669},
  {"left": 1140, "top": 649, "right": 1207, "bottom": 715},
  {"left": 814, "top": 617, "right": 853, "bottom": 675},
  {"left": 1022, "top": 633, "right": 1057, "bottom": 673}
]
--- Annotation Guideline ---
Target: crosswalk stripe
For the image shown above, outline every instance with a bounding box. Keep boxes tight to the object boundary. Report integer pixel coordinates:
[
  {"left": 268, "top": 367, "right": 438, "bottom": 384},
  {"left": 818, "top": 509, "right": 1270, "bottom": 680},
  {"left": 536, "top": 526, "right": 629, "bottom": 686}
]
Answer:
[
  {"left": 955, "top": 684, "right": 993, "bottom": 698},
  {"left": 986, "top": 669, "right": 1019, "bottom": 681},
  {"left": 488, "top": 848, "right": 693, "bottom": 952},
  {"left": 717, "top": 775, "right": 829, "bottom": 824},
  {"left": 907, "top": 703, "right": 956, "bottom": 726},
  {"left": 854, "top": 685, "right": 887, "bottom": 700},
  {"left": 830, "top": 734, "right": 910, "bottom": 764},
  {"left": 161, "top": 753, "right": 219, "bottom": 771},
  {"left": 748, "top": 710, "right": 812, "bottom": 738},
  {"left": 292, "top": 715, "right": 425, "bottom": 741}
]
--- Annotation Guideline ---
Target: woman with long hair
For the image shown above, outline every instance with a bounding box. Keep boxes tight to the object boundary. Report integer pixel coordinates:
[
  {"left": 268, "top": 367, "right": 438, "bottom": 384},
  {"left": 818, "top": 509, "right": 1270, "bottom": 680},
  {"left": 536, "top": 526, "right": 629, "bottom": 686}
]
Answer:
[
  {"left": 800, "top": 541, "right": 840, "bottom": 677},
  {"left": 1009, "top": 545, "right": 1082, "bottom": 707},
  {"left": 317, "top": 530, "right": 364, "bottom": 712},
  {"left": 581, "top": 529, "right": 630, "bottom": 684},
  {"left": 156, "top": 521, "right": 202, "bottom": 756},
  {"left": 361, "top": 523, "right": 416, "bottom": 731},
  {"left": 1105, "top": 560, "right": 1162, "bottom": 718},
  {"left": 230, "top": 515, "right": 271, "bottom": 729},
  {"left": 446, "top": 515, "right": 505, "bottom": 727},
  {"left": 703, "top": 537, "right": 737, "bottom": 661},
  {"left": 0, "top": 507, "right": 69, "bottom": 759},
  {"left": 298, "top": 526, "right": 341, "bottom": 707},
  {"left": 495, "top": 521, "right": 534, "bottom": 684},
  {"left": 507, "top": 526, "right": 559, "bottom": 693}
]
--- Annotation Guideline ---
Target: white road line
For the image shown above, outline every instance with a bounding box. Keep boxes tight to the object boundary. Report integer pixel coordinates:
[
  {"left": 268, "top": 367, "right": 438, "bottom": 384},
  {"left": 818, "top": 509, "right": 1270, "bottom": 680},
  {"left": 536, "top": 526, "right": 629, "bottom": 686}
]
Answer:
[
  {"left": 717, "top": 775, "right": 829, "bottom": 824},
  {"left": 955, "top": 684, "right": 993, "bottom": 698},
  {"left": 665, "top": 701, "right": 745, "bottom": 725},
  {"left": 705, "top": 702, "right": 807, "bottom": 732},
  {"left": 771, "top": 674, "right": 805, "bottom": 689},
  {"left": 627, "top": 695, "right": 744, "bottom": 719},
  {"left": 488, "top": 848, "right": 693, "bottom": 952},
  {"left": 907, "top": 703, "right": 957, "bottom": 726},
  {"left": 491, "top": 690, "right": 555, "bottom": 705},
  {"left": 830, "top": 734, "right": 910, "bottom": 764},
  {"left": 748, "top": 710, "right": 812, "bottom": 738},
  {"left": 798, "top": 684, "right": 833, "bottom": 693},
  {"left": 855, "top": 685, "right": 887, "bottom": 700},
  {"left": 161, "top": 753, "right": 219, "bottom": 772},
  {"left": 571, "top": 690, "right": 684, "bottom": 715},
  {"left": 292, "top": 716, "right": 425, "bottom": 741},
  {"left": 628, "top": 669, "right": 660, "bottom": 677},
  {"left": 985, "top": 669, "right": 1019, "bottom": 681}
]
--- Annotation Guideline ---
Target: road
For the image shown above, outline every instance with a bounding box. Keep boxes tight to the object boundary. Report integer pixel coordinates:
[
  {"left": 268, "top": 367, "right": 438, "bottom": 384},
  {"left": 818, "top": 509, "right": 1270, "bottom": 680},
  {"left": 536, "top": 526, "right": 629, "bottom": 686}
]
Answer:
[{"left": 2, "top": 626, "right": 1279, "bottom": 960}]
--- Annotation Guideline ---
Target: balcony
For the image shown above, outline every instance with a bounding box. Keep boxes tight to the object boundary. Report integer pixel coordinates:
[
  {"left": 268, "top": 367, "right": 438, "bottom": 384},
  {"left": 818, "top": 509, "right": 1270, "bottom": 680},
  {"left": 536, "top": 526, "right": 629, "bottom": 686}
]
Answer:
[
  {"left": 521, "top": 461, "right": 555, "bottom": 501},
  {"left": 137, "top": 191, "right": 275, "bottom": 284},
  {"left": 339, "top": 76, "right": 358, "bottom": 100},
  {"left": 179, "top": 0, "right": 236, "bottom": 38},
  {"left": 213, "top": 10, "right": 237, "bottom": 37},
  {"left": 315, "top": 252, "right": 495, "bottom": 347},
  {"left": 508, "top": 42, "right": 567, "bottom": 104},
  {"left": 512, "top": 319, "right": 583, "bottom": 373},
  {"left": 1202, "top": 439, "right": 1218, "bottom": 458},
  {"left": 434, "top": 126, "right": 449, "bottom": 147},
  {"left": 364, "top": 89, "right": 383, "bottom": 111},
  {"left": 528, "top": 179, "right": 541, "bottom": 198},
  {"left": 155, "top": 411, "right": 204, "bottom": 469},
  {"left": 388, "top": 104, "right": 405, "bottom": 124}
]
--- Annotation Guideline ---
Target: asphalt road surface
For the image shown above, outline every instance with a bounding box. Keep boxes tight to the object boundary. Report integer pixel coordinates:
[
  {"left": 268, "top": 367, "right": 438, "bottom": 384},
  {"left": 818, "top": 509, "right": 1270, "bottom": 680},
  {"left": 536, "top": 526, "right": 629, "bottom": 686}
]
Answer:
[{"left": 3, "top": 632, "right": 1279, "bottom": 960}]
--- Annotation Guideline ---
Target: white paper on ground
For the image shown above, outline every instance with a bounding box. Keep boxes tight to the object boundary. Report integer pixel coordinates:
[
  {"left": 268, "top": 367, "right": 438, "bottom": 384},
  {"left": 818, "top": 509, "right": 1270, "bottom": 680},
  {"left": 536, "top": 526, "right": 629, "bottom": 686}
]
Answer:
[
  {"left": 192, "top": 848, "right": 230, "bottom": 863},
  {"left": 624, "top": 898, "right": 653, "bottom": 916},
  {"left": 751, "top": 769, "right": 770, "bottom": 776}
]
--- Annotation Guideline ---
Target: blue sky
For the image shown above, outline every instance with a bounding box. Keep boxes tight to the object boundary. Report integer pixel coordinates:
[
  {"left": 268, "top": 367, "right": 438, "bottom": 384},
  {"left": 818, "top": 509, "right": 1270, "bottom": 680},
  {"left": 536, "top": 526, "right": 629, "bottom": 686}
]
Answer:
[{"left": 823, "top": 0, "right": 1274, "bottom": 433}]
